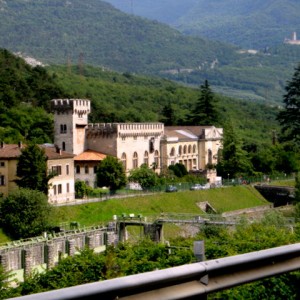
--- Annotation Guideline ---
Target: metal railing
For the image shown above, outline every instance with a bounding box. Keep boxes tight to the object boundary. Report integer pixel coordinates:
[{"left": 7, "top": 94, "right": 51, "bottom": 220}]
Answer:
[{"left": 11, "top": 243, "right": 300, "bottom": 300}]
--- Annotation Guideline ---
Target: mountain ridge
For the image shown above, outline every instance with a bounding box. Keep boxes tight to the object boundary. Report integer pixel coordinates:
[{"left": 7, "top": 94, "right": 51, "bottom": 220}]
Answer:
[{"left": 106, "top": 0, "right": 300, "bottom": 49}]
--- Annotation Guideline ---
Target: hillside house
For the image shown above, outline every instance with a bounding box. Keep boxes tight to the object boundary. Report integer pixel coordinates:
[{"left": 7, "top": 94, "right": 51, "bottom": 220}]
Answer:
[{"left": 0, "top": 143, "right": 75, "bottom": 203}]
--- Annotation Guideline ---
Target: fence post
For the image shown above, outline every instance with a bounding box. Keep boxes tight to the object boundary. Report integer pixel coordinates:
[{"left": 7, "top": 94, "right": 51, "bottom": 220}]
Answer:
[{"left": 193, "top": 241, "right": 207, "bottom": 300}]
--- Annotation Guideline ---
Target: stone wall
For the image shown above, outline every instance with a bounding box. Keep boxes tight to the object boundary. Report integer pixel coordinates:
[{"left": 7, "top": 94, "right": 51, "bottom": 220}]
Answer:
[{"left": 0, "top": 226, "right": 117, "bottom": 281}]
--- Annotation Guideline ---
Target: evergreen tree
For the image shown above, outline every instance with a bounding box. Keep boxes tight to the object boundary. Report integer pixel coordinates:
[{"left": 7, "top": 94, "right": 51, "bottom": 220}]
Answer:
[
  {"left": 217, "top": 122, "right": 253, "bottom": 178},
  {"left": 96, "top": 156, "right": 127, "bottom": 192},
  {"left": 189, "top": 80, "right": 219, "bottom": 125},
  {"left": 277, "top": 64, "right": 300, "bottom": 147},
  {"left": 16, "top": 144, "right": 50, "bottom": 194},
  {"left": 160, "top": 101, "right": 177, "bottom": 125}
]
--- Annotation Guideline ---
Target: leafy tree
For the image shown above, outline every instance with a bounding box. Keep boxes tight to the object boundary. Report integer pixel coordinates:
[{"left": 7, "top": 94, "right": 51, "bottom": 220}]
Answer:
[
  {"left": 20, "top": 248, "right": 106, "bottom": 294},
  {"left": 129, "top": 164, "right": 157, "bottom": 190},
  {"left": 189, "top": 80, "right": 219, "bottom": 126},
  {"left": 295, "top": 173, "right": 300, "bottom": 204},
  {"left": 277, "top": 64, "right": 300, "bottom": 147},
  {"left": 217, "top": 122, "right": 253, "bottom": 178},
  {"left": 75, "top": 180, "right": 92, "bottom": 199},
  {"left": 0, "top": 265, "right": 19, "bottom": 299},
  {"left": 96, "top": 156, "right": 127, "bottom": 191},
  {"left": 16, "top": 144, "right": 50, "bottom": 194},
  {"left": 0, "top": 188, "right": 53, "bottom": 239},
  {"left": 168, "top": 163, "right": 188, "bottom": 178}
]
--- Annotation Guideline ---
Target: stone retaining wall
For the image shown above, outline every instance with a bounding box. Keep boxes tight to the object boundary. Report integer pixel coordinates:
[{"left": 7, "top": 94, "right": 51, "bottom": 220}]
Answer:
[{"left": 0, "top": 227, "right": 118, "bottom": 281}]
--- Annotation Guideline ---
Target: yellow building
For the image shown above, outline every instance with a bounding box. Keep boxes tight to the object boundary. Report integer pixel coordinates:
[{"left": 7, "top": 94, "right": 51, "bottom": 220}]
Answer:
[{"left": 0, "top": 143, "right": 75, "bottom": 203}]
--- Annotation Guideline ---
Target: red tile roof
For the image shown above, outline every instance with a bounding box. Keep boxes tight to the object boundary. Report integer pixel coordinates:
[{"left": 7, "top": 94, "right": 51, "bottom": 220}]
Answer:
[
  {"left": 0, "top": 144, "right": 74, "bottom": 160},
  {"left": 74, "top": 150, "right": 107, "bottom": 161}
]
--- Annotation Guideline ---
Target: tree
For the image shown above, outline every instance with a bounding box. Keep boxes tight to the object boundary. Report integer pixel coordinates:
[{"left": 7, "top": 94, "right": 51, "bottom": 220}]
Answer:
[
  {"left": 160, "top": 101, "right": 177, "bottom": 125},
  {"left": 168, "top": 163, "right": 188, "bottom": 178},
  {"left": 217, "top": 122, "right": 253, "bottom": 178},
  {"left": 0, "top": 188, "right": 53, "bottom": 239},
  {"left": 75, "top": 180, "right": 92, "bottom": 199},
  {"left": 295, "top": 173, "right": 300, "bottom": 204},
  {"left": 16, "top": 144, "right": 52, "bottom": 194},
  {"left": 277, "top": 64, "right": 300, "bottom": 147},
  {"left": 189, "top": 80, "right": 219, "bottom": 126},
  {"left": 129, "top": 164, "right": 157, "bottom": 190},
  {"left": 96, "top": 156, "right": 127, "bottom": 191}
]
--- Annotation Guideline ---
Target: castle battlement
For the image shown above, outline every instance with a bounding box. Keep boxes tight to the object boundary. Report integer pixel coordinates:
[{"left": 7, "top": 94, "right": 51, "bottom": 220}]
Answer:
[
  {"left": 51, "top": 99, "right": 90, "bottom": 116},
  {"left": 86, "top": 122, "right": 164, "bottom": 138}
]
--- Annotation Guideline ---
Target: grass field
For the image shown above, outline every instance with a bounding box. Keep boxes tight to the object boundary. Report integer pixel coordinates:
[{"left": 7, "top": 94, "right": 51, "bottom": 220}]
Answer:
[{"left": 52, "top": 185, "right": 268, "bottom": 227}]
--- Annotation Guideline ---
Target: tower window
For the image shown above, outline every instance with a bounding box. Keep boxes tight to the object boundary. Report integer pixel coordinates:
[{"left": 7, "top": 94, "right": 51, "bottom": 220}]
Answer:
[{"left": 60, "top": 124, "right": 67, "bottom": 134}]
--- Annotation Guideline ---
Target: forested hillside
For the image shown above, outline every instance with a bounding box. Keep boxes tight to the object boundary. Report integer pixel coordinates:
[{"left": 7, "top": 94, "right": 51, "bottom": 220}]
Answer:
[
  {"left": 49, "top": 64, "right": 280, "bottom": 149},
  {"left": 0, "top": 48, "right": 280, "bottom": 154},
  {"left": 0, "top": 49, "right": 68, "bottom": 143},
  {"left": 0, "top": 0, "right": 237, "bottom": 72},
  {"left": 1, "top": 0, "right": 300, "bottom": 102},
  {"left": 106, "top": 0, "right": 300, "bottom": 48}
]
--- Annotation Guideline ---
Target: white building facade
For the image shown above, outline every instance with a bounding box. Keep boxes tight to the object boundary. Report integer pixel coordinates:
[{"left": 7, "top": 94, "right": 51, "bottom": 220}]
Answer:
[{"left": 51, "top": 99, "right": 223, "bottom": 185}]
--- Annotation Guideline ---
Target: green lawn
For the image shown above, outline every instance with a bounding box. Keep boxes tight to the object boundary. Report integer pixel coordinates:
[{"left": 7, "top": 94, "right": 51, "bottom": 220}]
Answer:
[{"left": 52, "top": 186, "right": 268, "bottom": 227}]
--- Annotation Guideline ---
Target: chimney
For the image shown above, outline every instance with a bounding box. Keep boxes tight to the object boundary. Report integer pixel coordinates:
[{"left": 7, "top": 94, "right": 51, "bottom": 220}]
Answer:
[
  {"left": 55, "top": 144, "right": 62, "bottom": 155},
  {"left": 0, "top": 141, "right": 4, "bottom": 149},
  {"left": 18, "top": 141, "right": 22, "bottom": 148}
]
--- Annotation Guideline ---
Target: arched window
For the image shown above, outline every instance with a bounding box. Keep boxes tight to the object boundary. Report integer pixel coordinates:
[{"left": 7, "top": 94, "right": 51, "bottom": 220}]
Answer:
[
  {"left": 188, "top": 145, "right": 192, "bottom": 154},
  {"left": 170, "top": 147, "right": 175, "bottom": 156},
  {"left": 193, "top": 145, "right": 197, "bottom": 153},
  {"left": 121, "top": 153, "right": 127, "bottom": 170},
  {"left": 144, "top": 151, "right": 149, "bottom": 166},
  {"left": 183, "top": 145, "right": 187, "bottom": 154},
  {"left": 178, "top": 145, "right": 182, "bottom": 155},
  {"left": 133, "top": 152, "right": 138, "bottom": 169},
  {"left": 154, "top": 150, "right": 159, "bottom": 167},
  {"left": 62, "top": 142, "right": 66, "bottom": 151}
]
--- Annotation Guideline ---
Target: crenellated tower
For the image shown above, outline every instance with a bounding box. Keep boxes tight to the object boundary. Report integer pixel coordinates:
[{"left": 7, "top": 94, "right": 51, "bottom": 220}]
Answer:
[{"left": 51, "top": 99, "right": 91, "bottom": 155}]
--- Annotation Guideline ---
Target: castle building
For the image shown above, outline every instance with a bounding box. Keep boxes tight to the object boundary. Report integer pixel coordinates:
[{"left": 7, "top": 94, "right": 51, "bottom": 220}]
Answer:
[{"left": 51, "top": 99, "right": 223, "bottom": 186}]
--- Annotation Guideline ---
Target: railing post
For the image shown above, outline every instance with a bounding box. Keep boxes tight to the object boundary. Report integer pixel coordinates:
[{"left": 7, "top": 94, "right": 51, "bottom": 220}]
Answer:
[{"left": 191, "top": 240, "right": 207, "bottom": 300}]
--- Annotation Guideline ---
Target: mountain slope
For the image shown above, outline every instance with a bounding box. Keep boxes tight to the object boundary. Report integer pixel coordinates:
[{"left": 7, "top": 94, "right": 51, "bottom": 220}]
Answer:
[
  {"left": 1, "top": 0, "right": 300, "bottom": 103},
  {"left": 0, "top": 0, "right": 238, "bottom": 73},
  {"left": 106, "top": 0, "right": 300, "bottom": 49}
]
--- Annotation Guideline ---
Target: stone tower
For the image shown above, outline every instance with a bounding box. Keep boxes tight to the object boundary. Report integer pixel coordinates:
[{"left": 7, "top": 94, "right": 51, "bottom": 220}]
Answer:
[{"left": 51, "top": 99, "right": 91, "bottom": 155}]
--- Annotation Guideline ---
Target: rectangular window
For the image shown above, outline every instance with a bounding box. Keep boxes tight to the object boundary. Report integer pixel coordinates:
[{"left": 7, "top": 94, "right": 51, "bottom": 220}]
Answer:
[
  {"left": 0, "top": 162, "right": 5, "bottom": 167},
  {"left": 0, "top": 175, "right": 5, "bottom": 186},
  {"left": 58, "top": 184, "right": 62, "bottom": 194},
  {"left": 66, "top": 164, "right": 69, "bottom": 175},
  {"left": 67, "top": 183, "right": 70, "bottom": 193},
  {"left": 94, "top": 166, "right": 97, "bottom": 174},
  {"left": 53, "top": 185, "right": 57, "bottom": 195},
  {"left": 52, "top": 165, "right": 62, "bottom": 176},
  {"left": 76, "top": 165, "right": 80, "bottom": 174}
]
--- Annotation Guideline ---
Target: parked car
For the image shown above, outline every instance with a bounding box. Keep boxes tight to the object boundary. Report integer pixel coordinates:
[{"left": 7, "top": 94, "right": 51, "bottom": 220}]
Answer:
[
  {"left": 165, "top": 185, "right": 178, "bottom": 192},
  {"left": 190, "top": 184, "right": 208, "bottom": 190}
]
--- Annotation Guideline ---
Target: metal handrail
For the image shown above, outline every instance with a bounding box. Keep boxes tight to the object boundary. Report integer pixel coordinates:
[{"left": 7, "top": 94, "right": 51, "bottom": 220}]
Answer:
[{"left": 10, "top": 243, "right": 300, "bottom": 300}]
